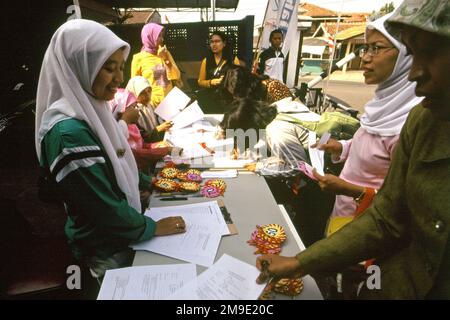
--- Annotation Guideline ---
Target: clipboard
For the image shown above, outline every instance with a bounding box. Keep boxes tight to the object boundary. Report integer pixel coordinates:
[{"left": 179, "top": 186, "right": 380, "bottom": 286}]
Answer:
[{"left": 217, "top": 199, "right": 238, "bottom": 235}]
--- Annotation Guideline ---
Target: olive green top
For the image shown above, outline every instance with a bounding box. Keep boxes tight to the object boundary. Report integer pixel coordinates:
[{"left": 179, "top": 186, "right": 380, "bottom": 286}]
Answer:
[{"left": 297, "top": 105, "right": 450, "bottom": 299}]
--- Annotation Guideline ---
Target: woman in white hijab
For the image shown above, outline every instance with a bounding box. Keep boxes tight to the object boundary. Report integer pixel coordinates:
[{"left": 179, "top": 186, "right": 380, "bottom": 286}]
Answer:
[
  {"left": 35, "top": 19, "right": 185, "bottom": 278},
  {"left": 311, "top": 13, "right": 424, "bottom": 229},
  {"left": 125, "top": 76, "right": 173, "bottom": 142}
]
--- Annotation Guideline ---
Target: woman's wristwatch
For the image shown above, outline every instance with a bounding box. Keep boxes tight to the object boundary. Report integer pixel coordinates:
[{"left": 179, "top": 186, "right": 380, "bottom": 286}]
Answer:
[{"left": 354, "top": 187, "right": 366, "bottom": 203}]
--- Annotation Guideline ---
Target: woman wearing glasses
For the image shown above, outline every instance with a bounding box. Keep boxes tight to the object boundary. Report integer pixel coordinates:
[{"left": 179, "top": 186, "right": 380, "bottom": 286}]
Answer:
[
  {"left": 197, "top": 31, "right": 240, "bottom": 113},
  {"left": 310, "top": 13, "right": 423, "bottom": 234},
  {"left": 256, "top": 0, "right": 450, "bottom": 299}
]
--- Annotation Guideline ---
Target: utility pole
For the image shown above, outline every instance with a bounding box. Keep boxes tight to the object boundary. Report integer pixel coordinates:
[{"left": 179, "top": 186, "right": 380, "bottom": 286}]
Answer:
[{"left": 211, "top": 0, "right": 216, "bottom": 21}]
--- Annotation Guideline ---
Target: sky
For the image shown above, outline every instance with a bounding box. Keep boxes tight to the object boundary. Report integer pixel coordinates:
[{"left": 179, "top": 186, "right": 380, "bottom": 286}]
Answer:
[{"left": 161, "top": 0, "right": 405, "bottom": 26}]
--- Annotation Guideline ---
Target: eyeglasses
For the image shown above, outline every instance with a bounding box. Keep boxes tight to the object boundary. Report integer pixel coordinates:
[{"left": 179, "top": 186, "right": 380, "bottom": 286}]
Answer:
[{"left": 359, "top": 44, "right": 396, "bottom": 57}]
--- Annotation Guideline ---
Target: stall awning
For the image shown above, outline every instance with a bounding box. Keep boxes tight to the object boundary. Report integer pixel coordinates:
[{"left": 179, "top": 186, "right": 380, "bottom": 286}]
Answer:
[
  {"left": 302, "top": 45, "right": 326, "bottom": 55},
  {"left": 95, "top": 0, "right": 239, "bottom": 9}
]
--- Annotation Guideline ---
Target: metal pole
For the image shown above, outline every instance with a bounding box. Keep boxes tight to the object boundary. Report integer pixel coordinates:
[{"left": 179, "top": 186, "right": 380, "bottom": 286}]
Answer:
[
  {"left": 211, "top": 0, "right": 216, "bottom": 21},
  {"left": 295, "top": 30, "right": 305, "bottom": 86}
]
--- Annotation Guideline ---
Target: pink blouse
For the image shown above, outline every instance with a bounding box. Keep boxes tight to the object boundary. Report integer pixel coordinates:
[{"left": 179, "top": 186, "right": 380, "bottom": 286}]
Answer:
[{"left": 330, "top": 127, "right": 399, "bottom": 218}]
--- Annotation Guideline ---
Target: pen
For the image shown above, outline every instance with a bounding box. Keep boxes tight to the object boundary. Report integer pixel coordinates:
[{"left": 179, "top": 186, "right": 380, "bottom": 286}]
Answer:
[
  {"left": 200, "top": 142, "right": 215, "bottom": 155},
  {"left": 160, "top": 197, "right": 188, "bottom": 201}
]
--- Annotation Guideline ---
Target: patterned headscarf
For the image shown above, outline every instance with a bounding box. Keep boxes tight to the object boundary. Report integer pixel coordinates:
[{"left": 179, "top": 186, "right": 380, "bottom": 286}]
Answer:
[
  {"left": 265, "top": 79, "right": 293, "bottom": 104},
  {"left": 385, "top": 0, "right": 450, "bottom": 40}
]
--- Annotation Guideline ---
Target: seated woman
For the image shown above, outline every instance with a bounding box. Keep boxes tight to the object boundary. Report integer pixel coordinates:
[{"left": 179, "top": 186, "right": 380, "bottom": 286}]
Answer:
[
  {"left": 219, "top": 66, "right": 312, "bottom": 177},
  {"left": 35, "top": 19, "right": 186, "bottom": 279},
  {"left": 111, "top": 88, "right": 172, "bottom": 173},
  {"left": 197, "top": 31, "right": 240, "bottom": 113},
  {"left": 311, "top": 13, "right": 423, "bottom": 233},
  {"left": 125, "top": 76, "right": 173, "bottom": 142},
  {"left": 220, "top": 65, "right": 293, "bottom": 104},
  {"left": 131, "top": 23, "right": 181, "bottom": 107}
]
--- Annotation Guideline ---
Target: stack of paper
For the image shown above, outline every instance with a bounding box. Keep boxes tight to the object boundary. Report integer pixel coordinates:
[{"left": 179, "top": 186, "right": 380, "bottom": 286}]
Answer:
[
  {"left": 170, "top": 101, "right": 205, "bottom": 130},
  {"left": 154, "top": 87, "right": 205, "bottom": 130},
  {"left": 131, "top": 201, "right": 229, "bottom": 267},
  {"left": 154, "top": 87, "right": 190, "bottom": 120},
  {"left": 97, "top": 264, "right": 196, "bottom": 300},
  {"left": 168, "top": 254, "right": 266, "bottom": 300},
  {"left": 201, "top": 170, "right": 238, "bottom": 179}
]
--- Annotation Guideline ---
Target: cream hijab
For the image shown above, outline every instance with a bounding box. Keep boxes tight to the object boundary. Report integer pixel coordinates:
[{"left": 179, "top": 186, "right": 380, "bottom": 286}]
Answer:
[
  {"left": 126, "top": 76, "right": 159, "bottom": 130},
  {"left": 35, "top": 19, "right": 141, "bottom": 212},
  {"left": 360, "top": 13, "right": 423, "bottom": 136}
]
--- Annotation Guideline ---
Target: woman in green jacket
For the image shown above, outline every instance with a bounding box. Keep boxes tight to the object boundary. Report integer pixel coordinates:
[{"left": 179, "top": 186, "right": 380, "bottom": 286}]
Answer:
[{"left": 35, "top": 19, "right": 186, "bottom": 279}]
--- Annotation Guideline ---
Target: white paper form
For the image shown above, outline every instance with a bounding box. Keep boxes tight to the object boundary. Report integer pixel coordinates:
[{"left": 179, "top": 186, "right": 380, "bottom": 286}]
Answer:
[
  {"left": 169, "top": 254, "right": 266, "bottom": 300},
  {"left": 146, "top": 201, "right": 230, "bottom": 236},
  {"left": 192, "top": 120, "right": 218, "bottom": 132},
  {"left": 132, "top": 222, "right": 221, "bottom": 267},
  {"left": 308, "top": 131, "right": 325, "bottom": 175},
  {"left": 211, "top": 158, "right": 254, "bottom": 168},
  {"left": 179, "top": 144, "right": 213, "bottom": 160},
  {"left": 201, "top": 170, "right": 238, "bottom": 179},
  {"left": 97, "top": 264, "right": 196, "bottom": 300},
  {"left": 131, "top": 202, "right": 228, "bottom": 267},
  {"left": 166, "top": 131, "right": 233, "bottom": 161},
  {"left": 170, "top": 101, "right": 205, "bottom": 130},
  {"left": 154, "top": 86, "right": 191, "bottom": 120}
]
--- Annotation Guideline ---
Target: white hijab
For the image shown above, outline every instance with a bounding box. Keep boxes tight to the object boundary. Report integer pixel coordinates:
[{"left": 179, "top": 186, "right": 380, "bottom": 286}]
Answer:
[
  {"left": 126, "top": 76, "right": 151, "bottom": 98},
  {"left": 126, "top": 76, "right": 159, "bottom": 129},
  {"left": 360, "top": 13, "right": 423, "bottom": 136},
  {"left": 35, "top": 19, "right": 141, "bottom": 212}
]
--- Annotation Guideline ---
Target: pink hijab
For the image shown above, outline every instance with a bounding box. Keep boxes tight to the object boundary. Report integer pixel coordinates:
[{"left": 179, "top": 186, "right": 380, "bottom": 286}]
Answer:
[
  {"left": 112, "top": 89, "right": 143, "bottom": 150},
  {"left": 141, "top": 23, "right": 163, "bottom": 54}
]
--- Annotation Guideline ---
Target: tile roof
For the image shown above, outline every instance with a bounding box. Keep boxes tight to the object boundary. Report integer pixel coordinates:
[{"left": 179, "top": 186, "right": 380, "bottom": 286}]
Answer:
[{"left": 300, "top": 3, "right": 339, "bottom": 17}]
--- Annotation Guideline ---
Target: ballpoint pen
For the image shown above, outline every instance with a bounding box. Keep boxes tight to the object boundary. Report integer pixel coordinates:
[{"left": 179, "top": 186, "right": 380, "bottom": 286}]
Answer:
[{"left": 160, "top": 197, "right": 188, "bottom": 201}]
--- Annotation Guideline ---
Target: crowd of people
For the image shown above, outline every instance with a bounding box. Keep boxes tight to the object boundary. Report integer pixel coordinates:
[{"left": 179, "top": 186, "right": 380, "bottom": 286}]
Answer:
[{"left": 34, "top": 0, "right": 448, "bottom": 298}]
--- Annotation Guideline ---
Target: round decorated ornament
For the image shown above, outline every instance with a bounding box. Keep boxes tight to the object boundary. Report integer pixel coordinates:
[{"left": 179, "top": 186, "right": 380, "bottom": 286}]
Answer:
[
  {"left": 200, "top": 185, "right": 223, "bottom": 198},
  {"left": 247, "top": 224, "right": 286, "bottom": 254},
  {"left": 273, "top": 278, "right": 304, "bottom": 296},
  {"left": 204, "top": 179, "right": 227, "bottom": 192},
  {"left": 160, "top": 167, "right": 179, "bottom": 179},
  {"left": 177, "top": 169, "right": 203, "bottom": 182},
  {"left": 179, "top": 181, "right": 201, "bottom": 192},
  {"left": 154, "top": 179, "right": 178, "bottom": 192}
]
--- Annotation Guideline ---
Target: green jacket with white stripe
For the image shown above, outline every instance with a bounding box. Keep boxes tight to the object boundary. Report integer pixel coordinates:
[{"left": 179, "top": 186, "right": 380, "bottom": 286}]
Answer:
[{"left": 40, "top": 118, "right": 156, "bottom": 261}]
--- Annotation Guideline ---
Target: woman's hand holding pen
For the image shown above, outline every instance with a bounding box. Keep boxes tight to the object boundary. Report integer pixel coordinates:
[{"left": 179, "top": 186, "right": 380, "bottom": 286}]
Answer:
[
  {"left": 119, "top": 103, "right": 140, "bottom": 124},
  {"left": 157, "top": 121, "right": 173, "bottom": 132}
]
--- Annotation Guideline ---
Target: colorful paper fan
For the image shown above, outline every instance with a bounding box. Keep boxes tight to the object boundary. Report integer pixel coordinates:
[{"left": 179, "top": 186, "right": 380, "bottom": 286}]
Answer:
[
  {"left": 247, "top": 224, "right": 286, "bottom": 254},
  {"left": 154, "top": 179, "right": 178, "bottom": 192},
  {"left": 177, "top": 169, "right": 203, "bottom": 182},
  {"left": 160, "top": 167, "right": 180, "bottom": 179},
  {"left": 204, "top": 179, "right": 227, "bottom": 192},
  {"left": 273, "top": 278, "right": 304, "bottom": 296},
  {"left": 179, "top": 181, "right": 201, "bottom": 192},
  {"left": 200, "top": 185, "right": 223, "bottom": 198}
]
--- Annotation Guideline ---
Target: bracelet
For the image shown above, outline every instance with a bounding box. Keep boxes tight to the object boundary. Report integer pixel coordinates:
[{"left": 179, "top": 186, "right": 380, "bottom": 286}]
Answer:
[
  {"left": 209, "top": 79, "right": 212, "bottom": 87},
  {"left": 354, "top": 187, "right": 366, "bottom": 203}
]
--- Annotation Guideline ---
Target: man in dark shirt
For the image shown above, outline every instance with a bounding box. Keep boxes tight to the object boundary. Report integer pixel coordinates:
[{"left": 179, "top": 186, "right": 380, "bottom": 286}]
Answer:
[{"left": 258, "top": 29, "right": 286, "bottom": 83}]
